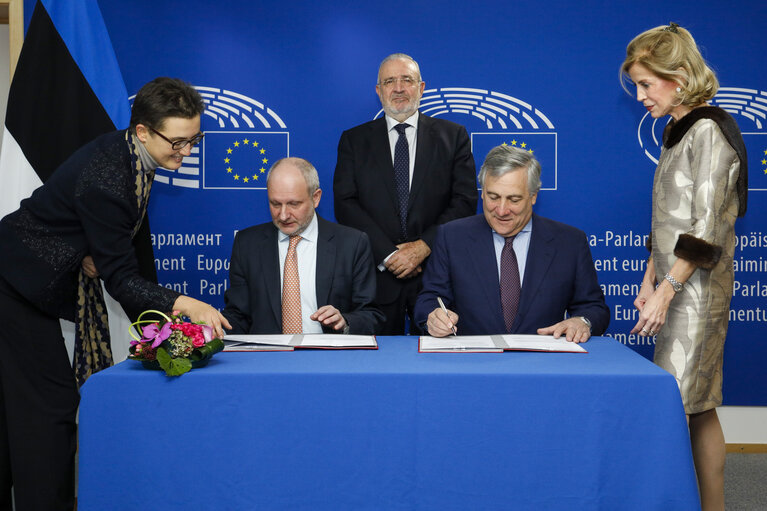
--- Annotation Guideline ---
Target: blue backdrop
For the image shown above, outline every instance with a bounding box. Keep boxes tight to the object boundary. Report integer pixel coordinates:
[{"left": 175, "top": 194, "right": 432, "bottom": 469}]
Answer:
[{"left": 25, "top": 0, "right": 767, "bottom": 405}]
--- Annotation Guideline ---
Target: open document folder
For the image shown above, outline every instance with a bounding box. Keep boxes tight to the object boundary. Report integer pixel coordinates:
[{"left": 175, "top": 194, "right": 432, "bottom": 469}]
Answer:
[
  {"left": 419, "top": 334, "right": 587, "bottom": 353},
  {"left": 224, "top": 334, "right": 378, "bottom": 351}
]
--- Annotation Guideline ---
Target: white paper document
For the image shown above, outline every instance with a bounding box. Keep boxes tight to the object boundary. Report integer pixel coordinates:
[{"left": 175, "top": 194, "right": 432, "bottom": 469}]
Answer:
[
  {"left": 223, "top": 336, "right": 294, "bottom": 351},
  {"left": 226, "top": 334, "right": 294, "bottom": 346},
  {"left": 223, "top": 341, "right": 293, "bottom": 352},
  {"left": 297, "top": 334, "right": 377, "bottom": 348},
  {"left": 419, "top": 334, "right": 587, "bottom": 353},
  {"left": 223, "top": 334, "right": 377, "bottom": 349},
  {"left": 419, "top": 336, "right": 503, "bottom": 352},
  {"left": 501, "top": 335, "right": 587, "bottom": 352}
]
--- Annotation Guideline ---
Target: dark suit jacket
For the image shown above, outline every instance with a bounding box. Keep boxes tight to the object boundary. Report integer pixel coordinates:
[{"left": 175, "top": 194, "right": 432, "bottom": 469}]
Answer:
[
  {"left": 222, "top": 216, "right": 384, "bottom": 335},
  {"left": 414, "top": 214, "right": 610, "bottom": 335},
  {"left": 0, "top": 130, "right": 177, "bottom": 320},
  {"left": 334, "top": 113, "right": 477, "bottom": 302}
]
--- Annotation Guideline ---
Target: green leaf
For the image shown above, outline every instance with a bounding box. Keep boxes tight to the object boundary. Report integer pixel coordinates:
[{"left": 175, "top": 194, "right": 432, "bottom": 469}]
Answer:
[
  {"left": 191, "top": 338, "right": 225, "bottom": 361},
  {"left": 156, "top": 348, "right": 192, "bottom": 376}
]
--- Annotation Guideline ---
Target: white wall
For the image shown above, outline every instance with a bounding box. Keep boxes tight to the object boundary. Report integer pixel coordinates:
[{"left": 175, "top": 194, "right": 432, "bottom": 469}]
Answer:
[
  {"left": 0, "top": 24, "right": 9, "bottom": 152},
  {"left": 719, "top": 407, "right": 767, "bottom": 444}
]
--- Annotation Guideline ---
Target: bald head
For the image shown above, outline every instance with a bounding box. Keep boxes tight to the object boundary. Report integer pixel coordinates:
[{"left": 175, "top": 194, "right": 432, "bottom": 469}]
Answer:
[
  {"left": 267, "top": 157, "right": 320, "bottom": 195},
  {"left": 267, "top": 157, "right": 322, "bottom": 236}
]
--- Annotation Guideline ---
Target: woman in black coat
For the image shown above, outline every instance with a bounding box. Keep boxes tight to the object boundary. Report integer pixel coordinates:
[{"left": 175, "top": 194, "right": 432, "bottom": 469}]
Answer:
[{"left": 0, "top": 77, "right": 230, "bottom": 510}]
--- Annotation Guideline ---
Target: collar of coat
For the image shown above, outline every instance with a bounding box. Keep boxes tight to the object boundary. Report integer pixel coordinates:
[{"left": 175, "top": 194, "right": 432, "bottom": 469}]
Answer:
[{"left": 662, "top": 106, "right": 748, "bottom": 217}]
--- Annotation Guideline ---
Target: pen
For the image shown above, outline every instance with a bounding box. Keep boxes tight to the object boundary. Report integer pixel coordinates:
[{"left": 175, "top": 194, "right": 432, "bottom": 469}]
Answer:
[{"left": 436, "top": 297, "right": 457, "bottom": 336}]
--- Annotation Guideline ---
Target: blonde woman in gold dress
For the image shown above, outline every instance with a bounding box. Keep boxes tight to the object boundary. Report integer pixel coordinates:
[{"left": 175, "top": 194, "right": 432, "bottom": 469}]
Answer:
[{"left": 621, "top": 23, "right": 748, "bottom": 511}]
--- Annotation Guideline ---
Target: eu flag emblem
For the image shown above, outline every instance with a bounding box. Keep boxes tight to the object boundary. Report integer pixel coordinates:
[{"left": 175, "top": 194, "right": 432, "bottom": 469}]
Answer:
[
  {"left": 741, "top": 133, "right": 767, "bottom": 187},
  {"left": 202, "top": 131, "right": 289, "bottom": 189},
  {"left": 471, "top": 132, "right": 558, "bottom": 190}
]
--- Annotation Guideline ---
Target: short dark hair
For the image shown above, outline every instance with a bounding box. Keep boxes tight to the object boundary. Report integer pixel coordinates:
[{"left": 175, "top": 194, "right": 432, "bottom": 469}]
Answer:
[{"left": 129, "top": 77, "right": 204, "bottom": 132}]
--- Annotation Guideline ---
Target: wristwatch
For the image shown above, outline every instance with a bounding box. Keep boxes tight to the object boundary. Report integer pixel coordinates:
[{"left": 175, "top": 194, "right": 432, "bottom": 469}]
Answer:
[
  {"left": 664, "top": 273, "right": 684, "bottom": 292},
  {"left": 577, "top": 316, "right": 592, "bottom": 331}
]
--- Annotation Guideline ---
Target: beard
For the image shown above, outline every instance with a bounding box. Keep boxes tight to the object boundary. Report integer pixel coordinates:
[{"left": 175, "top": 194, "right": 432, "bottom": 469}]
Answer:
[{"left": 383, "top": 94, "right": 419, "bottom": 119}]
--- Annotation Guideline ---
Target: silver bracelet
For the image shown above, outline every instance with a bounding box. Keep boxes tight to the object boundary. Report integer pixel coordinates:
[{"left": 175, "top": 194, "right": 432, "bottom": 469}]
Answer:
[{"left": 663, "top": 273, "right": 684, "bottom": 292}]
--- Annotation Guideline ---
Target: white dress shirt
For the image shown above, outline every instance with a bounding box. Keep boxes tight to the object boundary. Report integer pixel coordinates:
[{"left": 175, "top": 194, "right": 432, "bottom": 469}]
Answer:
[
  {"left": 491, "top": 217, "right": 533, "bottom": 286},
  {"left": 380, "top": 111, "right": 420, "bottom": 269},
  {"left": 384, "top": 111, "right": 419, "bottom": 186}
]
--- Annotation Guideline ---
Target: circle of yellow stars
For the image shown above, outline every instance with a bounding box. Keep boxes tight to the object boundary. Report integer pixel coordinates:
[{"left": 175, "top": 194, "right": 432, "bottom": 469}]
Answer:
[
  {"left": 501, "top": 139, "right": 534, "bottom": 154},
  {"left": 224, "top": 137, "right": 268, "bottom": 183},
  {"left": 762, "top": 147, "right": 767, "bottom": 175}
]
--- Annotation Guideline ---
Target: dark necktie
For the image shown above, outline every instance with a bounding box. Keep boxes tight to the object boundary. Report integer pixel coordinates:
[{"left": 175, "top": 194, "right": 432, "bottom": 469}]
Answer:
[
  {"left": 393, "top": 123, "right": 410, "bottom": 240},
  {"left": 500, "top": 235, "right": 521, "bottom": 332}
]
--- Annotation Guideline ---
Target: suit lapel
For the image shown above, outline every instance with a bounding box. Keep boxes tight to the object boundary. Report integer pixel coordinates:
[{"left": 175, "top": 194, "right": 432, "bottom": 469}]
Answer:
[
  {"left": 465, "top": 218, "right": 505, "bottom": 329},
  {"left": 516, "top": 214, "right": 555, "bottom": 323},
  {"left": 262, "top": 226, "right": 283, "bottom": 327},
  {"left": 315, "top": 217, "right": 335, "bottom": 306},
  {"left": 408, "top": 113, "right": 431, "bottom": 210}
]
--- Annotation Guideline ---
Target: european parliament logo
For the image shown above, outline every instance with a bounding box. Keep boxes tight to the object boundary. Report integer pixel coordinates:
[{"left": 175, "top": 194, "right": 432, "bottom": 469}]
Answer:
[
  {"left": 203, "top": 131, "right": 288, "bottom": 189},
  {"left": 471, "top": 134, "right": 557, "bottom": 190},
  {"left": 375, "top": 87, "right": 558, "bottom": 190},
  {"left": 637, "top": 86, "right": 767, "bottom": 192},
  {"left": 129, "top": 86, "right": 289, "bottom": 189}
]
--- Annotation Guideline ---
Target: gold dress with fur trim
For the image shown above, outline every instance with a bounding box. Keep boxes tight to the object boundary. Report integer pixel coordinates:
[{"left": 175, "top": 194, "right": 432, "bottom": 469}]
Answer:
[{"left": 651, "top": 117, "right": 741, "bottom": 414}]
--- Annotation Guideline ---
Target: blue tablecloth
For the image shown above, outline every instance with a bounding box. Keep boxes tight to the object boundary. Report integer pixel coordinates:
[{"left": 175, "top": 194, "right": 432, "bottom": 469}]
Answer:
[{"left": 78, "top": 337, "right": 700, "bottom": 510}]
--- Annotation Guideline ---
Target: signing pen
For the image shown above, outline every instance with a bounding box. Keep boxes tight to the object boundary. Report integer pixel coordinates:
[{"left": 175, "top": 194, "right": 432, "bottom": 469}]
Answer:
[{"left": 436, "top": 297, "right": 457, "bottom": 336}]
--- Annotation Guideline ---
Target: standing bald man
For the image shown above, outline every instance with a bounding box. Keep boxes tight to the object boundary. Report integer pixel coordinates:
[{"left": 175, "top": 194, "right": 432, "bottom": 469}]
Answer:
[{"left": 334, "top": 53, "right": 477, "bottom": 335}]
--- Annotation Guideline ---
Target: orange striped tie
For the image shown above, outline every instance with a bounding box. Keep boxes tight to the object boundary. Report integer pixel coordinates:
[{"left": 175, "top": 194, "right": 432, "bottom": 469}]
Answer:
[{"left": 282, "top": 235, "right": 303, "bottom": 334}]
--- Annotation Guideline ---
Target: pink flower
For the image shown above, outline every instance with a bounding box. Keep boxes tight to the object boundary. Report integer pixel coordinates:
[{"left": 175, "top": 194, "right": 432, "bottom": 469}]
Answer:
[{"left": 141, "top": 322, "right": 173, "bottom": 348}]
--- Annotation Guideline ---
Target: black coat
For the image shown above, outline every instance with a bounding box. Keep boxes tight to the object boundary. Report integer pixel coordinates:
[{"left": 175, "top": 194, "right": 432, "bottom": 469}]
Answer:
[
  {"left": 0, "top": 130, "right": 178, "bottom": 320},
  {"left": 222, "top": 216, "right": 384, "bottom": 335},
  {"left": 333, "top": 113, "right": 478, "bottom": 303}
]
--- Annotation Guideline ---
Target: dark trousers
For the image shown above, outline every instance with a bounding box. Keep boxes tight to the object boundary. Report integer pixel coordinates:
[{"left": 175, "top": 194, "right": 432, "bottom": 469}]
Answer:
[
  {"left": 376, "top": 276, "right": 423, "bottom": 336},
  {"left": 0, "top": 277, "right": 78, "bottom": 511}
]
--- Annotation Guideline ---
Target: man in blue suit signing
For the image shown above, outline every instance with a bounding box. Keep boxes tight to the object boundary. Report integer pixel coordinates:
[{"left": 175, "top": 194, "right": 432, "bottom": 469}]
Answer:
[{"left": 414, "top": 145, "right": 609, "bottom": 342}]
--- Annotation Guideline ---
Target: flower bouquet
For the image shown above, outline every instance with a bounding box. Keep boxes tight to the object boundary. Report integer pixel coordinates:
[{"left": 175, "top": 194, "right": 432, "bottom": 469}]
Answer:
[{"left": 128, "top": 310, "right": 224, "bottom": 376}]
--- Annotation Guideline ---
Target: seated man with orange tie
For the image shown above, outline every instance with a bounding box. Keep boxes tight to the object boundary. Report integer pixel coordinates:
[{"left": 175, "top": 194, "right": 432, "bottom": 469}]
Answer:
[
  {"left": 222, "top": 157, "right": 384, "bottom": 334},
  {"left": 413, "top": 145, "right": 609, "bottom": 342}
]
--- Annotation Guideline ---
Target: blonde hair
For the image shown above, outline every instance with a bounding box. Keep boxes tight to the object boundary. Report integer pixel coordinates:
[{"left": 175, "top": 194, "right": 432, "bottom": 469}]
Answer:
[{"left": 621, "top": 23, "right": 718, "bottom": 107}]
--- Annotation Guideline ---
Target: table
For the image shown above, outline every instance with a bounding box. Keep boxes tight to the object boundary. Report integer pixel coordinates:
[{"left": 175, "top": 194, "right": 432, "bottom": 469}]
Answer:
[{"left": 78, "top": 337, "right": 700, "bottom": 510}]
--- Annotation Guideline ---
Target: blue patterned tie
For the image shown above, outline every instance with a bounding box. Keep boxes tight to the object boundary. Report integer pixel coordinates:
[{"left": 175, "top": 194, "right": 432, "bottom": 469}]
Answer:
[
  {"left": 393, "top": 123, "right": 410, "bottom": 240},
  {"left": 500, "top": 235, "right": 521, "bottom": 332}
]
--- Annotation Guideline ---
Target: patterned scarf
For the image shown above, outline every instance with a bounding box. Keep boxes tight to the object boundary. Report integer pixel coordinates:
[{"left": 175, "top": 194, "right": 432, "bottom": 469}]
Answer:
[{"left": 73, "top": 130, "right": 154, "bottom": 386}]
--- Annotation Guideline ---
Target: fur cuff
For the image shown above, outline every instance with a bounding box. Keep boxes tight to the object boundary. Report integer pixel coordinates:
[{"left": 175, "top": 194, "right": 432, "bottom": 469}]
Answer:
[{"left": 673, "top": 234, "right": 722, "bottom": 269}]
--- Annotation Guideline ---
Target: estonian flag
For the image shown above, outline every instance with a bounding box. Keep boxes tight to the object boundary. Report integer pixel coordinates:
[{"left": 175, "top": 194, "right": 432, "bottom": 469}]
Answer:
[{"left": 0, "top": 0, "right": 154, "bottom": 363}]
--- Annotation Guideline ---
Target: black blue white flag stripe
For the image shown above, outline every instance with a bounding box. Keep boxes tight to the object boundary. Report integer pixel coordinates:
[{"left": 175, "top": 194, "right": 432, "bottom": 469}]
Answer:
[
  {"left": 0, "top": 0, "right": 129, "bottom": 215},
  {"left": 0, "top": 0, "right": 143, "bottom": 363}
]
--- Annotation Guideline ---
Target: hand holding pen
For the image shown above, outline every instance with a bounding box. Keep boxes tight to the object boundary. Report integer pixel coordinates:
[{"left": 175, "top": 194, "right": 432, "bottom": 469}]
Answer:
[{"left": 426, "top": 297, "right": 459, "bottom": 337}]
